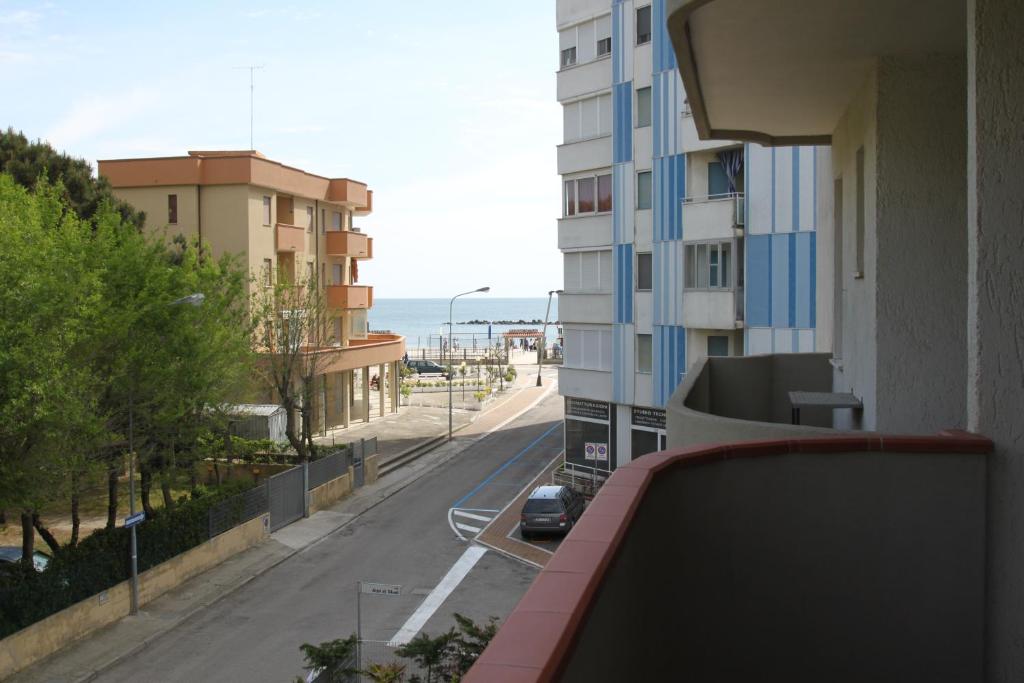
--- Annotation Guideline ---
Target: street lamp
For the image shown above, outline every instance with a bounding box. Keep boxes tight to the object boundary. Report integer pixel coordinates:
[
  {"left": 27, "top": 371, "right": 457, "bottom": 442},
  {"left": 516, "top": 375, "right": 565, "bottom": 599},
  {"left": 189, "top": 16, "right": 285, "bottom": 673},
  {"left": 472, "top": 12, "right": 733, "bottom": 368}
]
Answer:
[
  {"left": 449, "top": 287, "right": 489, "bottom": 441},
  {"left": 536, "top": 290, "right": 563, "bottom": 387},
  {"left": 127, "top": 292, "right": 204, "bottom": 616}
]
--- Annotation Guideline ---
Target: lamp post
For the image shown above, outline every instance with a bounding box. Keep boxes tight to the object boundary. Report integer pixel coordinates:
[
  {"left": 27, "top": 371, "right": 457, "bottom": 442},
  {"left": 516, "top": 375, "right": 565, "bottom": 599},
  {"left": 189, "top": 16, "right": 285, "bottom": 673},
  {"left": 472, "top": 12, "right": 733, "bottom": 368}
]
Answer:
[
  {"left": 536, "top": 290, "right": 563, "bottom": 387},
  {"left": 127, "top": 291, "right": 205, "bottom": 616},
  {"left": 449, "top": 287, "right": 489, "bottom": 440}
]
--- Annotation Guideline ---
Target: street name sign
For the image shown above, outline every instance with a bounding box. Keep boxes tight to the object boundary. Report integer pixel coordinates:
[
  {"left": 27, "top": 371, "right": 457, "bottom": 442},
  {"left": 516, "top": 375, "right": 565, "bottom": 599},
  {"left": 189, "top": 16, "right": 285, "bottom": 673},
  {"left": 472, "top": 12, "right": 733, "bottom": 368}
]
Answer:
[
  {"left": 360, "top": 582, "right": 402, "bottom": 596},
  {"left": 123, "top": 512, "right": 146, "bottom": 528}
]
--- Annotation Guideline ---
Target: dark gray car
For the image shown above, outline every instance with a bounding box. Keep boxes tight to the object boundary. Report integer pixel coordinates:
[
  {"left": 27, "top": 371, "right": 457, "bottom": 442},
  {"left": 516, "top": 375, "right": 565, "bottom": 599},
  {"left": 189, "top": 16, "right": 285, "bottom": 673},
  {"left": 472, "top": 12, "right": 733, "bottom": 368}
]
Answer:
[{"left": 520, "top": 485, "right": 585, "bottom": 538}]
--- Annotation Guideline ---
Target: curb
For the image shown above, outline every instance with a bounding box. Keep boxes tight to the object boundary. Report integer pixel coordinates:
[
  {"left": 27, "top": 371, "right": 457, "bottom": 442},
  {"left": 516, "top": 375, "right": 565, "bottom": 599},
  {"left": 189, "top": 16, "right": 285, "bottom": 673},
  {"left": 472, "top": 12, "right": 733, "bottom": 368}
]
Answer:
[{"left": 62, "top": 381, "right": 559, "bottom": 683}]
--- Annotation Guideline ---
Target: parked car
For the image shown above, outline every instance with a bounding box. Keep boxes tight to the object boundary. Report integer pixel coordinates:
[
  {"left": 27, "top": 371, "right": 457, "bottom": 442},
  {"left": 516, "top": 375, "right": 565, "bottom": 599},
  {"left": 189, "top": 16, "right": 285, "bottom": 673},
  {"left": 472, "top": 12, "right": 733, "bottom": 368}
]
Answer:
[
  {"left": 520, "top": 485, "right": 585, "bottom": 538},
  {"left": 0, "top": 547, "right": 51, "bottom": 572},
  {"left": 405, "top": 359, "right": 452, "bottom": 380}
]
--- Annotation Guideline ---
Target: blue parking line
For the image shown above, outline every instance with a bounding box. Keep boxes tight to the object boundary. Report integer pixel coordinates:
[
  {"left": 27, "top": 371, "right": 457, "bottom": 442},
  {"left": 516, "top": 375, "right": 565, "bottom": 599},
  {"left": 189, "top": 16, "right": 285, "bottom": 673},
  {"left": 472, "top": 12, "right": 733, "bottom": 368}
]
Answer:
[{"left": 452, "top": 422, "right": 562, "bottom": 509}]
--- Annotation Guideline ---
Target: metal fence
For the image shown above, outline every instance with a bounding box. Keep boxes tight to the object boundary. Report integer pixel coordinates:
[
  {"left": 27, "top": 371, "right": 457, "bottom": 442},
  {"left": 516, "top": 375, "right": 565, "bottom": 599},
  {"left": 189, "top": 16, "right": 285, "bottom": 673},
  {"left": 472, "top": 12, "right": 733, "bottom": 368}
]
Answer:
[
  {"left": 309, "top": 449, "right": 350, "bottom": 490},
  {"left": 268, "top": 465, "right": 305, "bottom": 531},
  {"left": 207, "top": 483, "right": 269, "bottom": 538}
]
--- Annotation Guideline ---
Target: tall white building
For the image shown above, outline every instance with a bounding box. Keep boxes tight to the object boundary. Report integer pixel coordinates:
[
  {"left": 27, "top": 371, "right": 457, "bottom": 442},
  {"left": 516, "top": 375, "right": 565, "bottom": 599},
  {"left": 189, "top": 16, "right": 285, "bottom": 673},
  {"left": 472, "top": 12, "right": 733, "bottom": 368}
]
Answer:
[{"left": 556, "top": 0, "right": 824, "bottom": 467}]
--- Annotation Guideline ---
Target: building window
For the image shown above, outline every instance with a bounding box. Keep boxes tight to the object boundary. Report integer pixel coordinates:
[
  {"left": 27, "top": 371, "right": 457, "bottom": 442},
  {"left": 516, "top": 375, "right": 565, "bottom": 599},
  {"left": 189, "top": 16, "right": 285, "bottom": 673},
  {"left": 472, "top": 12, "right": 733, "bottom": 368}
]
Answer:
[
  {"left": 636, "top": 252, "right": 652, "bottom": 291},
  {"left": 306, "top": 261, "right": 314, "bottom": 285},
  {"left": 167, "top": 194, "right": 178, "bottom": 225},
  {"left": 855, "top": 146, "right": 865, "bottom": 277},
  {"left": 707, "top": 335, "right": 729, "bottom": 357},
  {"left": 833, "top": 177, "right": 844, "bottom": 359},
  {"left": 636, "top": 87, "right": 651, "bottom": 128},
  {"left": 306, "top": 206, "right": 314, "bottom": 232},
  {"left": 564, "top": 250, "right": 613, "bottom": 293},
  {"left": 331, "top": 211, "right": 342, "bottom": 230},
  {"left": 563, "top": 327, "right": 613, "bottom": 371},
  {"left": 564, "top": 174, "right": 612, "bottom": 216},
  {"left": 637, "top": 171, "right": 652, "bottom": 210},
  {"left": 685, "top": 241, "right": 733, "bottom": 289},
  {"left": 321, "top": 263, "right": 326, "bottom": 289},
  {"left": 636, "top": 6, "right": 651, "bottom": 45},
  {"left": 262, "top": 258, "right": 273, "bottom": 286},
  {"left": 320, "top": 208, "right": 326, "bottom": 234},
  {"left": 596, "top": 37, "right": 611, "bottom": 57},
  {"left": 560, "top": 47, "right": 577, "bottom": 68},
  {"left": 636, "top": 334, "right": 652, "bottom": 373},
  {"left": 262, "top": 196, "right": 272, "bottom": 226},
  {"left": 708, "top": 161, "right": 731, "bottom": 197}
]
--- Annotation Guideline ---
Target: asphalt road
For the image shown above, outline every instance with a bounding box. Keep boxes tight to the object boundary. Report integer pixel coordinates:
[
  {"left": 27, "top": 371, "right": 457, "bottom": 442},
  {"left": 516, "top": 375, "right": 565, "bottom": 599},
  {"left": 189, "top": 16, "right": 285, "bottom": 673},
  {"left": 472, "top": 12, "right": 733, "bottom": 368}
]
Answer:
[{"left": 96, "top": 391, "right": 565, "bottom": 682}]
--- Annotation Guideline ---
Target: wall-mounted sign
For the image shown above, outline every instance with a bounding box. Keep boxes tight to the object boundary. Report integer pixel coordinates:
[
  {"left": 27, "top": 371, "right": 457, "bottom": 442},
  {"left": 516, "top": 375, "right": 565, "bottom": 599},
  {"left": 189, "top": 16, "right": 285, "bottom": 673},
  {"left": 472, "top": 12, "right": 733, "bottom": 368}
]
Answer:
[
  {"left": 595, "top": 443, "right": 608, "bottom": 462},
  {"left": 584, "top": 442, "right": 597, "bottom": 460},
  {"left": 631, "top": 407, "right": 666, "bottom": 430},
  {"left": 567, "top": 398, "right": 610, "bottom": 421}
]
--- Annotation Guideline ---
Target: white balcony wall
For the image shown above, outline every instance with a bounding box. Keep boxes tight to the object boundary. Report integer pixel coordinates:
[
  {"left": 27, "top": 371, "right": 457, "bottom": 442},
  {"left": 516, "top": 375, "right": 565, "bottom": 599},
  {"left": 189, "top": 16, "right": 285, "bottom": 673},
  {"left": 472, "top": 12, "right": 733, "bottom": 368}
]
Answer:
[
  {"left": 682, "top": 198, "right": 739, "bottom": 242},
  {"left": 558, "top": 367, "right": 613, "bottom": 402},
  {"left": 558, "top": 214, "right": 613, "bottom": 249},
  {"left": 635, "top": 291, "right": 653, "bottom": 333},
  {"left": 635, "top": 209, "right": 653, "bottom": 251},
  {"left": 558, "top": 58, "right": 612, "bottom": 102},
  {"left": 634, "top": 373, "right": 654, "bottom": 408},
  {"left": 560, "top": 293, "right": 613, "bottom": 324},
  {"left": 633, "top": 127, "right": 653, "bottom": 171},
  {"left": 682, "top": 290, "right": 738, "bottom": 330},
  {"left": 556, "top": 0, "right": 609, "bottom": 30},
  {"left": 558, "top": 136, "right": 613, "bottom": 175}
]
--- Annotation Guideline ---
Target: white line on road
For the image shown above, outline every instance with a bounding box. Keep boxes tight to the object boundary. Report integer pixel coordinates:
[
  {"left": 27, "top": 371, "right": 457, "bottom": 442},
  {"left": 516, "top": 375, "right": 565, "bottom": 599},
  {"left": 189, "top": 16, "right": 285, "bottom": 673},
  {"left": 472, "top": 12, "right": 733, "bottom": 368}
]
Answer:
[
  {"left": 455, "top": 522, "right": 482, "bottom": 533},
  {"left": 453, "top": 510, "right": 493, "bottom": 522},
  {"left": 389, "top": 546, "right": 488, "bottom": 646}
]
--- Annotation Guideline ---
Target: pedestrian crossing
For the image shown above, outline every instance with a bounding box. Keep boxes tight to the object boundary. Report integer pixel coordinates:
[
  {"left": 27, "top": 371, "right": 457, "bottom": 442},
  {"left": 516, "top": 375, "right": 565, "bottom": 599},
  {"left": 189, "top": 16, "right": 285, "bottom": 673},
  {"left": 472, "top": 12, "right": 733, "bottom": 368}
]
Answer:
[{"left": 447, "top": 507, "right": 499, "bottom": 540}]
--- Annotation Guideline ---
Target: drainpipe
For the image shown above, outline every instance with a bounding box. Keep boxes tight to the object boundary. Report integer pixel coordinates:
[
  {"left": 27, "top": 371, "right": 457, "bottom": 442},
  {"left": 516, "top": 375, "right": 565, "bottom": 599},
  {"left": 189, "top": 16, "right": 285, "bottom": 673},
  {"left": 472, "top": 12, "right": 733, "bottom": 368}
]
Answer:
[{"left": 196, "top": 184, "right": 203, "bottom": 260}]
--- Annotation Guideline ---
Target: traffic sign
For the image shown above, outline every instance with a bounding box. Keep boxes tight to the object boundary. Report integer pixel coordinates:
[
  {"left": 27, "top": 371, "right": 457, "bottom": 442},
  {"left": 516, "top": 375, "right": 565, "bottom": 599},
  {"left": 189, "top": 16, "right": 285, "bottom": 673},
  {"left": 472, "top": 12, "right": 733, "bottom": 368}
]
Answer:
[
  {"left": 595, "top": 443, "right": 608, "bottom": 462},
  {"left": 124, "top": 511, "right": 146, "bottom": 528},
  {"left": 584, "top": 443, "right": 596, "bottom": 460},
  {"left": 360, "top": 582, "right": 401, "bottom": 596}
]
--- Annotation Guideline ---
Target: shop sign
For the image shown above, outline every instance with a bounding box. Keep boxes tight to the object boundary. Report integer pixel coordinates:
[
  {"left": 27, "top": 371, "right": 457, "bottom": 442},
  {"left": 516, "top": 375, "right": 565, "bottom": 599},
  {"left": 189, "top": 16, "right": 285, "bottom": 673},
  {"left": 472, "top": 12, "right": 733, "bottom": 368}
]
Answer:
[
  {"left": 631, "top": 407, "right": 666, "bottom": 430},
  {"left": 567, "top": 398, "right": 610, "bottom": 421}
]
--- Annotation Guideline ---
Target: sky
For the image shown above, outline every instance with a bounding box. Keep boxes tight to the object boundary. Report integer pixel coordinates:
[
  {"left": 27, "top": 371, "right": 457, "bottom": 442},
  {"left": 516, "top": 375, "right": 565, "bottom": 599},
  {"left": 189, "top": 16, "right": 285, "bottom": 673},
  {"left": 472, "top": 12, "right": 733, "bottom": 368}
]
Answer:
[{"left": 0, "top": 1, "right": 562, "bottom": 298}]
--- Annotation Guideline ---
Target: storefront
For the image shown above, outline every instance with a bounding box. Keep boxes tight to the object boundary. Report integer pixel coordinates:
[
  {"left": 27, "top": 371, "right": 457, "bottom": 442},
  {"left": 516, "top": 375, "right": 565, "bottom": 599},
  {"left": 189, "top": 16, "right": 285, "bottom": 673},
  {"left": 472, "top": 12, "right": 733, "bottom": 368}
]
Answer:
[
  {"left": 630, "top": 406, "right": 667, "bottom": 460},
  {"left": 564, "top": 397, "right": 615, "bottom": 472}
]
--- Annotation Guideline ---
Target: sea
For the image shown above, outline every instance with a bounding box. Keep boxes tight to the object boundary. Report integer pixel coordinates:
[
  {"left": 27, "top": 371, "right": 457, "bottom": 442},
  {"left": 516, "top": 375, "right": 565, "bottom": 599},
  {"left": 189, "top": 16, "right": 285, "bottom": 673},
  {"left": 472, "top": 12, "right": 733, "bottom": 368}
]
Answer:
[{"left": 368, "top": 298, "right": 559, "bottom": 350}]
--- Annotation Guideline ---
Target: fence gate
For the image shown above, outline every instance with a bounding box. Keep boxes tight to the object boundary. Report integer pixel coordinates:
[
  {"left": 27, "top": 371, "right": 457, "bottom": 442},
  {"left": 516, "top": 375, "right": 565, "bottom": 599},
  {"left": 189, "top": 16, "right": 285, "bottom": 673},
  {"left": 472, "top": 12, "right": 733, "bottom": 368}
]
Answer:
[
  {"left": 352, "top": 439, "right": 365, "bottom": 489},
  {"left": 268, "top": 466, "right": 305, "bottom": 531}
]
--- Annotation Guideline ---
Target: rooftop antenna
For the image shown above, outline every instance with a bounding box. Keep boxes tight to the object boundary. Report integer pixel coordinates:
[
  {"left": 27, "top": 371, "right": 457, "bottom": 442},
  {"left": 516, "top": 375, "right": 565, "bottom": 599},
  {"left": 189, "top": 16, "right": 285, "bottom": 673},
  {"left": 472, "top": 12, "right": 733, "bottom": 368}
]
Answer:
[{"left": 234, "top": 65, "right": 264, "bottom": 150}]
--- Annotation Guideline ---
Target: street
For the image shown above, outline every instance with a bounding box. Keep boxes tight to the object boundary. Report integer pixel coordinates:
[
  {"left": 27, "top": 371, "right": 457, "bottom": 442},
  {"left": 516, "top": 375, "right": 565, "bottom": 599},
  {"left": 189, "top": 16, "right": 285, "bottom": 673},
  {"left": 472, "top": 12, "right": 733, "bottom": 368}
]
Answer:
[{"left": 95, "top": 390, "right": 564, "bottom": 682}]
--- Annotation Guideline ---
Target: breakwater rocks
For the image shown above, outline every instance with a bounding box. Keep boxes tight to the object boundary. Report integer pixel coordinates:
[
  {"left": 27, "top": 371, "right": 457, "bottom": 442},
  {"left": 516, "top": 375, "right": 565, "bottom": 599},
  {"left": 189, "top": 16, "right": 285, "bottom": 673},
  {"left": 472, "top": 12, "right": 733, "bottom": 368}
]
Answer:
[{"left": 459, "top": 319, "right": 561, "bottom": 325}]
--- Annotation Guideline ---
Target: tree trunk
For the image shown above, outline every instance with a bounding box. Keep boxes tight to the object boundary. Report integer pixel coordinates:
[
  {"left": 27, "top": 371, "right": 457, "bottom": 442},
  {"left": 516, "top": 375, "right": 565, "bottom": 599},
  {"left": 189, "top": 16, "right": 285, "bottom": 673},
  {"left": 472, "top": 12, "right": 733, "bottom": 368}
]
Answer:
[
  {"left": 0, "top": 509, "right": 6, "bottom": 525},
  {"left": 140, "top": 462, "right": 155, "bottom": 517},
  {"left": 284, "top": 400, "right": 303, "bottom": 457},
  {"left": 160, "top": 476, "right": 174, "bottom": 509},
  {"left": 20, "top": 511, "right": 34, "bottom": 568},
  {"left": 106, "top": 465, "right": 119, "bottom": 529},
  {"left": 32, "top": 512, "right": 61, "bottom": 554},
  {"left": 70, "top": 470, "right": 81, "bottom": 546}
]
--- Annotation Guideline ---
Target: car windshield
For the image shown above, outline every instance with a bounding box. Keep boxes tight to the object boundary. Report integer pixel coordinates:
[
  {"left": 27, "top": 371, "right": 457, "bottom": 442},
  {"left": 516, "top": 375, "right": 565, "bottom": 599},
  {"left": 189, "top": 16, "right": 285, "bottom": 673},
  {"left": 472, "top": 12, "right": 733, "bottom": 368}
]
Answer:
[{"left": 523, "top": 499, "right": 561, "bottom": 514}]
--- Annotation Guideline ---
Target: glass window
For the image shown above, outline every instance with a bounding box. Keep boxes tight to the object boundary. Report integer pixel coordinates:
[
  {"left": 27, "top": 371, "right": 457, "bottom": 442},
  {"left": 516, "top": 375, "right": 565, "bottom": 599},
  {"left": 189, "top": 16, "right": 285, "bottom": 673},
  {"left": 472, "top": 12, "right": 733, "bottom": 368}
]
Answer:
[
  {"left": 637, "top": 252, "right": 652, "bottom": 291},
  {"left": 167, "top": 194, "right": 177, "bottom": 224},
  {"left": 306, "top": 206, "right": 314, "bottom": 232},
  {"left": 709, "top": 246, "right": 719, "bottom": 287},
  {"left": 560, "top": 47, "right": 577, "bottom": 68},
  {"left": 721, "top": 242, "right": 731, "bottom": 288},
  {"left": 637, "top": 334, "right": 652, "bottom": 373},
  {"left": 332, "top": 211, "right": 342, "bottom": 230},
  {"left": 631, "top": 429, "right": 660, "bottom": 460},
  {"left": 636, "top": 87, "right": 651, "bottom": 128},
  {"left": 577, "top": 177, "right": 595, "bottom": 213},
  {"left": 685, "top": 242, "right": 733, "bottom": 289},
  {"left": 320, "top": 208, "right": 326, "bottom": 234},
  {"left": 637, "top": 171, "right": 652, "bottom": 210},
  {"left": 707, "top": 335, "right": 729, "bottom": 357},
  {"left": 597, "top": 174, "right": 612, "bottom": 213},
  {"left": 636, "top": 6, "right": 651, "bottom": 44},
  {"left": 685, "top": 244, "right": 696, "bottom": 288},
  {"left": 262, "top": 196, "right": 272, "bottom": 226},
  {"left": 564, "top": 180, "right": 576, "bottom": 216},
  {"left": 708, "top": 161, "right": 730, "bottom": 197},
  {"left": 596, "top": 37, "right": 611, "bottom": 57},
  {"left": 262, "top": 258, "right": 272, "bottom": 286}
]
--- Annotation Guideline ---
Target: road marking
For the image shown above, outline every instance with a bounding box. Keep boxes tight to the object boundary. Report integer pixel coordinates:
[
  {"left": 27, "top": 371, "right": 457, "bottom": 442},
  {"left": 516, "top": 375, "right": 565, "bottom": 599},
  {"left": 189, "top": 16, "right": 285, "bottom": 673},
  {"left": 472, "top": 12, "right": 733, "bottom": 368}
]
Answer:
[
  {"left": 452, "top": 510, "right": 492, "bottom": 522},
  {"left": 455, "top": 522, "right": 482, "bottom": 533},
  {"left": 389, "top": 545, "right": 488, "bottom": 646},
  {"left": 451, "top": 421, "right": 563, "bottom": 509}
]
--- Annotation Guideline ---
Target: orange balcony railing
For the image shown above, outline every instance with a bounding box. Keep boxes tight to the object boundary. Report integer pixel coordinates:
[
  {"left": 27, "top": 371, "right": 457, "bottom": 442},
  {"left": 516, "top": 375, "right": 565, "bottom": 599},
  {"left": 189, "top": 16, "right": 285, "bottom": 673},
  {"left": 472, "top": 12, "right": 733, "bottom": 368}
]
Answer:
[
  {"left": 275, "top": 223, "right": 305, "bottom": 253},
  {"left": 325, "top": 231, "right": 373, "bottom": 259},
  {"left": 326, "top": 284, "right": 373, "bottom": 310}
]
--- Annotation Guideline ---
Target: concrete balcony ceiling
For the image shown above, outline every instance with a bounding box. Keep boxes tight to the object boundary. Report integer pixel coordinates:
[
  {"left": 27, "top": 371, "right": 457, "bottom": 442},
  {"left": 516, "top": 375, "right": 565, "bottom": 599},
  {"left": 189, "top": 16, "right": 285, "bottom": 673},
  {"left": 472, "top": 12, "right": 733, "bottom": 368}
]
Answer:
[{"left": 667, "top": 0, "right": 964, "bottom": 144}]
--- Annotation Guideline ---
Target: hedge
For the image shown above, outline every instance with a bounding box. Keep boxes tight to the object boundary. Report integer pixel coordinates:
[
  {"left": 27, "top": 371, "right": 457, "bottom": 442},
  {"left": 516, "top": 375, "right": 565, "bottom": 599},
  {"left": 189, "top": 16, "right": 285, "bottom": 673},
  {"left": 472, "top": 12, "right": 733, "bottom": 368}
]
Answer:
[{"left": 0, "top": 480, "right": 255, "bottom": 638}]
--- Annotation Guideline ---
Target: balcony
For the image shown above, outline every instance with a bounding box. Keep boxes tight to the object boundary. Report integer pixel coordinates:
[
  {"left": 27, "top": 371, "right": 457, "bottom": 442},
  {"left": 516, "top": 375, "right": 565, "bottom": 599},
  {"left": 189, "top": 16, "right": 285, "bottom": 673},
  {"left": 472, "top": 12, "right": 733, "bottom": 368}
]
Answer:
[
  {"left": 557, "top": 135, "right": 612, "bottom": 175},
  {"left": 681, "top": 289, "right": 740, "bottom": 330},
  {"left": 557, "top": 367, "right": 612, "bottom": 403},
  {"left": 469, "top": 431, "right": 990, "bottom": 683},
  {"left": 556, "top": 56, "right": 611, "bottom": 102},
  {"left": 308, "top": 333, "right": 405, "bottom": 374},
  {"left": 325, "top": 230, "right": 373, "bottom": 259},
  {"left": 558, "top": 293, "right": 612, "bottom": 325},
  {"left": 275, "top": 223, "right": 305, "bottom": 253},
  {"left": 326, "top": 284, "right": 372, "bottom": 310},
  {"left": 680, "top": 194, "right": 743, "bottom": 242}
]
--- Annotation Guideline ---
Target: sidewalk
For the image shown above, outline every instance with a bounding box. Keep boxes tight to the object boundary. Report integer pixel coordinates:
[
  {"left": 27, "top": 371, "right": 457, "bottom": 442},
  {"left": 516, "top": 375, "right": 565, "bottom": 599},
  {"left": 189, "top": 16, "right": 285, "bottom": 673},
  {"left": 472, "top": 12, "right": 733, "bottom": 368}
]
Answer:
[{"left": 10, "top": 368, "right": 559, "bottom": 683}]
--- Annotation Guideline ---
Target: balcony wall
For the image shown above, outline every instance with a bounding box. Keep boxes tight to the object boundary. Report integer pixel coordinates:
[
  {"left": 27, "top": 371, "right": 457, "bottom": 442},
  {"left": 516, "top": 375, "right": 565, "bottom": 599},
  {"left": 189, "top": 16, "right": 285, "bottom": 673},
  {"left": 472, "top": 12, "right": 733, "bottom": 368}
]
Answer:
[
  {"left": 556, "top": 58, "right": 611, "bottom": 101},
  {"left": 559, "top": 293, "right": 612, "bottom": 324},
  {"left": 275, "top": 223, "right": 305, "bottom": 253},
  {"left": 558, "top": 214, "right": 612, "bottom": 250},
  {"left": 325, "top": 230, "right": 372, "bottom": 259},
  {"left": 681, "top": 290, "right": 737, "bottom": 330},
  {"left": 557, "top": 135, "right": 612, "bottom": 175},
  {"left": 668, "top": 353, "right": 837, "bottom": 448},
  {"left": 681, "top": 195, "right": 740, "bottom": 242},
  {"left": 557, "top": 367, "right": 612, "bottom": 403},
  {"left": 316, "top": 333, "right": 405, "bottom": 374},
  {"left": 469, "top": 433, "right": 991, "bottom": 683},
  {"left": 326, "top": 285, "right": 372, "bottom": 310}
]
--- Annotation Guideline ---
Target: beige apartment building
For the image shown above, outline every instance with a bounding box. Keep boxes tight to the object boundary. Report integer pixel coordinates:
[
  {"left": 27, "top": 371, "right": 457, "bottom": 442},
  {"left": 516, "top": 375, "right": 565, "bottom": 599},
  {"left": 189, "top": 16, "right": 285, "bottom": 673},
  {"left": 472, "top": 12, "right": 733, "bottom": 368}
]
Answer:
[{"left": 99, "top": 150, "right": 405, "bottom": 433}]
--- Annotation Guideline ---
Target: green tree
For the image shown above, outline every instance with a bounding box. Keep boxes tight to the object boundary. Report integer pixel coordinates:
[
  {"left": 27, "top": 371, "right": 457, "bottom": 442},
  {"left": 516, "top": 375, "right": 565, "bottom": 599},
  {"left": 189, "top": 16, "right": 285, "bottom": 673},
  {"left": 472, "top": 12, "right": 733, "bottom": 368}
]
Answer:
[
  {"left": 298, "top": 635, "right": 359, "bottom": 683},
  {"left": 395, "top": 630, "right": 456, "bottom": 683}
]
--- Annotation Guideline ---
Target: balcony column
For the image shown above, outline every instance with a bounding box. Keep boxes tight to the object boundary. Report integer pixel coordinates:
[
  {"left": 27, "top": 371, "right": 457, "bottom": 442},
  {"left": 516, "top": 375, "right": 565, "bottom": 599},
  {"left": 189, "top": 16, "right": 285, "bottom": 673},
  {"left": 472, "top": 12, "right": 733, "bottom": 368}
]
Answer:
[
  {"left": 341, "top": 370, "right": 350, "bottom": 429},
  {"left": 967, "top": 0, "right": 1024, "bottom": 675},
  {"left": 392, "top": 360, "right": 400, "bottom": 413},
  {"left": 378, "top": 363, "right": 386, "bottom": 417},
  {"left": 362, "top": 366, "right": 371, "bottom": 423}
]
